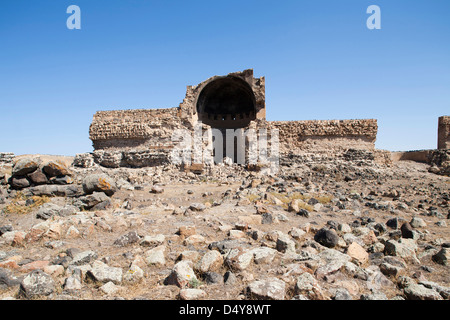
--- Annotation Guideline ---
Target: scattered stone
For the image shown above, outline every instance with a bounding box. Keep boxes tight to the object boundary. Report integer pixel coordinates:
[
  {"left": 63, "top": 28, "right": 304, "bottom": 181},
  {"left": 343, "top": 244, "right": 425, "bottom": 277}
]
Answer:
[
  {"left": 276, "top": 233, "right": 296, "bottom": 253},
  {"left": 346, "top": 242, "right": 369, "bottom": 265},
  {"left": 42, "top": 160, "right": 71, "bottom": 177},
  {"left": 203, "top": 272, "right": 223, "bottom": 285},
  {"left": 246, "top": 278, "right": 286, "bottom": 300},
  {"left": 314, "top": 227, "right": 340, "bottom": 248},
  {"left": 71, "top": 250, "right": 98, "bottom": 266},
  {"left": 100, "top": 281, "right": 120, "bottom": 295},
  {"left": 251, "top": 247, "right": 277, "bottom": 264},
  {"left": 404, "top": 283, "right": 443, "bottom": 300},
  {"left": 140, "top": 234, "right": 165, "bottom": 247},
  {"left": 295, "top": 272, "right": 326, "bottom": 300},
  {"left": 150, "top": 185, "right": 164, "bottom": 194},
  {"left": 145, "top": 246, "right": 166, "bottom": 266},
  {"left": 224, "top": 271, "right": 237, "bottom": 286},
  {"left": 400, "top": 222, "right": 414, "bottom": 239},
  {"left": 225, "top": 248, "right": 254, "bottom": 271},
  {"left": 0, "top": 267, "right": 22, "bottom": 289},
  {"left": 19, "top": 270, "right": 55, "bottom": 298},
  {"left": 123, "top": 265, "right": 144, "bottom": 283},
  {"left": 82, "top": 173, "right": 117, "bottom": 196},
  {"left": 74, "top": 192, "right": 111, "bottom": 210},
  {"left": 189, "top": 203, "right": 206, "bottom": 212},
  {"left": 86, "top": 261, "right": 123, "bottom": 284},
  {"left": 179, "top": 288, "right": 207, "bottom": 300},
  {"left": 195, "top": 250, "right": 223, "bottom": 273},
  {"left": 432, "top": 248, "right": 449, "bottom": 266},
  {"left": 165, "top": 261, "right": 198, "bottom": 288},
  {"left": 410, "top": 217, "right": 427, "bottom": 228},
  {"left": 114, "top": 231, "right": 141, "bottom": 247}
]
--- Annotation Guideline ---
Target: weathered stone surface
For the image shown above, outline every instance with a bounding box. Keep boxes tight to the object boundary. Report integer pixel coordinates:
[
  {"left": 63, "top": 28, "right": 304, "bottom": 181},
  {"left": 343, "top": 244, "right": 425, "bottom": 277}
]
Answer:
[
  {"left": 114, "top": 231, "right": 141, "bottom": 247},
  {"left": 225, "top": 248, "right": 254, "bottom": 271},
  {"left": 87, "top": 261, "right": 123, "bottom": 284},
  {"left": 165, "top": 261, "right": 197, "bottom": 288},
  {"left": 71, "top": 250, "right": 98, "bottom": 266},
  {"left": 346, "top": 242, "right": 369, "bottom": 265},
  {"left": 10, "top": 176, "right": 31, "bottom": 189},
  {"left": 295, "top": 272, "right": 326, "bottom": 300},
  {"left": 150, "top": 185, "right": 164, "bottom": 194},
  {"left": 314, "top": 228, "right": 340, "bottom": 248},
  {"left": 23, "top": 184, "right": 83, "bottom": 197},
  {"left": 12, "top": 158, "right": 40, "bottom": 176},
  {"left": 75, "top": 192, "right": 112, "bottom": 210},
  {"left": 246, "top": 278, "right": 286, "bottom": 300},
  {"left": 404, "top": 283, "right": 443, "bottom": 300},
  {"left": 145, "top": 246, "right": 166, "bottom": 266},
  {"left": 410, "top": 217, "right": 427, "bottom": 228},
  {"left": 276, "top": 233, "right": 296, "bottom": 253},
  {"left": 0, "top": 267, "right": 22, "bottom": 288},
  {"left": 251, "top": 247, "right": 277, "bottom": 264},
  {"left": 27, "top": 170, "right": 49, "bottom": 185},
  {"left": 432, "top": 248, "right": 449, "bottom": 266},
  {"left": 42, "top": 160, "right": 71, "bottom": 177},
  {"left": 19, "top": 270, "right": 56, "bottom": 298},
  {"left": 82, "top": 174, "right": 117, "bottom": 196},
  {"left": 195, "top": 250, "right": 223, "bottom": 273},
  {"left": 36, "top": 203, "right": 77, "bottom": 220},
  {"left": 189, "top": 203, "right": 206, "bottom": 212},
  {"left": 123, "top": 265, "right": 144, "bottom": 283},
  {"left": 384, "top": 240, "right": 418, "bottom": 262},
  {"left": 400, "top": 222, "right": 414, "bottom": 239},
  {"left": 179, "top": 288, "right": 207, "bottom": 300},
  {"left": 140, "top": 234, "right": 165, "bottom": 247}
]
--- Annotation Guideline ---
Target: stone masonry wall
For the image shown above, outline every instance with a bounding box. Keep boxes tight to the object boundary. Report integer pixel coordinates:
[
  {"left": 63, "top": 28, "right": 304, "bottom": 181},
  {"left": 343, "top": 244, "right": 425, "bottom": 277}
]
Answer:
[
  {"left": 438, "top": 116, "right": 450, "bottom": 150},
  {"left": 265, "top": 119, "right": 378, "bottom": 153},
  {"left": 88, "top": 70, "right": 379, "bottom": 168},
  {"left": 89, "top": 107, "right": 187, "bottom": 150}
]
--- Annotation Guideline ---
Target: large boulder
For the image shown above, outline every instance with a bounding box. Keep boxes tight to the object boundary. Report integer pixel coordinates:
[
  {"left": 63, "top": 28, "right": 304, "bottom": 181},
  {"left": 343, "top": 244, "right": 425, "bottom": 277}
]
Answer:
[
  {"left": 12, "top": 158, "right": 40, "bottom": 176},
  {"left": 42, "top": 160, "right": 71, "bottom": 177},
  {"left": 22, "top": 184, "right": 84, "bottom": 198},
  {"left": 9, "top": 176, "right": 31, "bottom": 189},
  {"left": 82, "top": 174, "right": 116, "bottom": 196}
]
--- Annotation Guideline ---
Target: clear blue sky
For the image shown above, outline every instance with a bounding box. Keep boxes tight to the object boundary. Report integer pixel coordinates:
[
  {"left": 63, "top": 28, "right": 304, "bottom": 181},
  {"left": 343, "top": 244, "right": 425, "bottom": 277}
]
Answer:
[{"left": 0, "top": 0, "right": 449, "bottom": 155}]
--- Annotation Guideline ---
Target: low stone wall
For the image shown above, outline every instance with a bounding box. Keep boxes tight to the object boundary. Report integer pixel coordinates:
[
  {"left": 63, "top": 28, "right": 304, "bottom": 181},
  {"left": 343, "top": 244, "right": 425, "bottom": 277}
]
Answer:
[
  {"left": 265, "top": 119, "right": 378, "bottom": 153},
  {"left": 89, "top": 107, "right": 187, "bottom": 150},
  {"left": 391, "top": 150, "right": 432, "bottom": 163},
  {"left": 0, "top": 153, "right": 15, "bottom": 165}
]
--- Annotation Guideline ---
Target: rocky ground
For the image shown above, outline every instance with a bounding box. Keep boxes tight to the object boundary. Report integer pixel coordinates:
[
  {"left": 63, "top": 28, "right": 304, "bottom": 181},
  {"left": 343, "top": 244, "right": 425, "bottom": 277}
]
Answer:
[{"left": 0, "top": 152, "right": 449, "bottom": 300}]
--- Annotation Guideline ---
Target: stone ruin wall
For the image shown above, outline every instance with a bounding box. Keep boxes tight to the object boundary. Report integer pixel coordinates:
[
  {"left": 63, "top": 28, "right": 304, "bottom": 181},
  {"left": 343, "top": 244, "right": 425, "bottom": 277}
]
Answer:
[
  {"left": 87, "top": 70, "right": 384, "bottom": 168},
  {"left": 88, "top": 108, "right": 187, "bottom": 168},
  {"left": 263, "top": 119, "right": 378, "bottom": 153},
  {"left": 438, "top": 116, "right": 450, "bottom": 150}
]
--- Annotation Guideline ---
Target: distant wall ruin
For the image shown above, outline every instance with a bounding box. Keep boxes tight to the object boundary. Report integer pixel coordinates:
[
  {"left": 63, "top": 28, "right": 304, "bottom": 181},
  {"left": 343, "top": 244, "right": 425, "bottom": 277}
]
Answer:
[
  {"left": 438, "top": 116, "right": 450, "bottom": 150},
  {"left": 88, "top": 69, "right": 380, "bottom": 168}
]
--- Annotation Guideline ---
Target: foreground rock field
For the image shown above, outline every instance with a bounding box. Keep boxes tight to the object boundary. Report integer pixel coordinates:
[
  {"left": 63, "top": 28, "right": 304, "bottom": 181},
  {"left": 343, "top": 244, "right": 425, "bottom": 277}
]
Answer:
[{"left": 0, "top": 152, "right": 449, "bottom": 300}]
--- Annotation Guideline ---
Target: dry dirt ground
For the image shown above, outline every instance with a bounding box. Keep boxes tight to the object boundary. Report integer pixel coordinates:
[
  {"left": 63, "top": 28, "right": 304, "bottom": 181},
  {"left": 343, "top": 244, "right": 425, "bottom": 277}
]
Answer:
[{"left": 0, "top": 159, "right": 449, "bottom": 300}]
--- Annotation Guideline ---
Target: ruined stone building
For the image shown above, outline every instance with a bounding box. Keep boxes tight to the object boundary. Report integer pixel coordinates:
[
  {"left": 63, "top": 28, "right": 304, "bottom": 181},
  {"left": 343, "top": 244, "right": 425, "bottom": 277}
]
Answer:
[{"left": 87, "top": 69, "right": 444, "bottom": 170}]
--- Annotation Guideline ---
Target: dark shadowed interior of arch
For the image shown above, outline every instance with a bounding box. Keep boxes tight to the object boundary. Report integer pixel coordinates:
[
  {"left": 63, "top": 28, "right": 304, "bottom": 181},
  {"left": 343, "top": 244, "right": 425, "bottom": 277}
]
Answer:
[
  {"left": 197, "top": 77, "right": 256, "bottom": 163},
  {"left": 196, "top": 77, "right": 256, "bottom": 164},
  {"left": 196, "top": 77, "right": 256, "bottom": 129}
]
